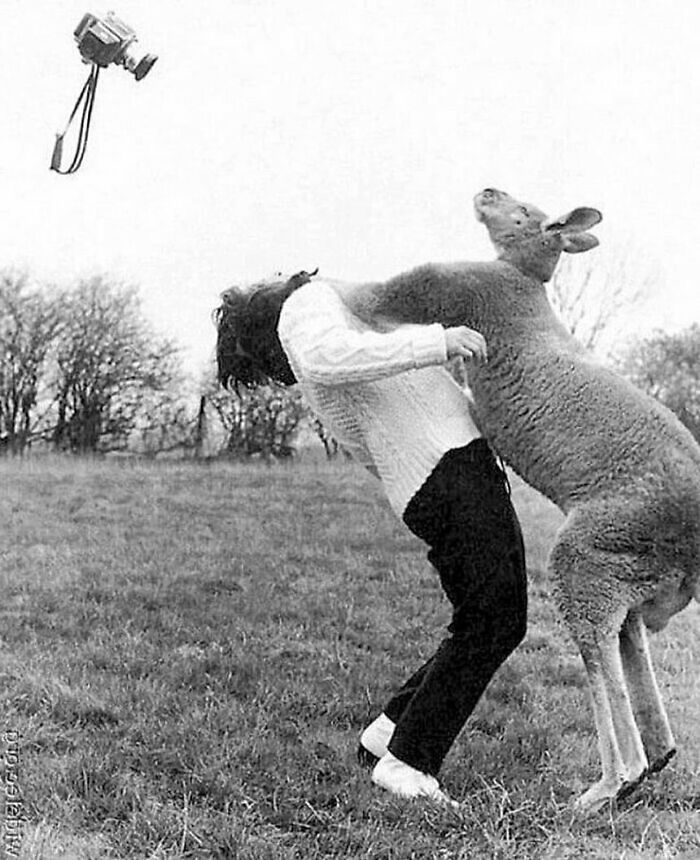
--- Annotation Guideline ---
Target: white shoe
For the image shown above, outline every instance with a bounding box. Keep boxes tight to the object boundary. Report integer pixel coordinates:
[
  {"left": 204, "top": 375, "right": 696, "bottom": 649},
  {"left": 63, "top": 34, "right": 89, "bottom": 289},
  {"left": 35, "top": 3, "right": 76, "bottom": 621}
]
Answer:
[
  {"left": 371, "top": 752, "right": 459, "bottom": 808},
  {"left": 360, "top": 713, "right": 395, "bottom": 760}
]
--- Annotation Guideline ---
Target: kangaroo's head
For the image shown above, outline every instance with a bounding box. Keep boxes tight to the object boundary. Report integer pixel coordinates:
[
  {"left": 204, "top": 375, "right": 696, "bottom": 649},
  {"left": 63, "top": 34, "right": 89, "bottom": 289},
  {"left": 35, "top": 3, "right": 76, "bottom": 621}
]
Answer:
[{"left": 474, "top": 188, "right": 602, "bottom": 283}]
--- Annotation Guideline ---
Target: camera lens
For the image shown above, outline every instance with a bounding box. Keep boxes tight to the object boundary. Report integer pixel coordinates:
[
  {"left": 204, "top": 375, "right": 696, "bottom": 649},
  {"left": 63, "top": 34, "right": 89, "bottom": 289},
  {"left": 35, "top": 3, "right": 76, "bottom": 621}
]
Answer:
[{"left": 134, "top": 54, "right": 158, "bottom": 81}]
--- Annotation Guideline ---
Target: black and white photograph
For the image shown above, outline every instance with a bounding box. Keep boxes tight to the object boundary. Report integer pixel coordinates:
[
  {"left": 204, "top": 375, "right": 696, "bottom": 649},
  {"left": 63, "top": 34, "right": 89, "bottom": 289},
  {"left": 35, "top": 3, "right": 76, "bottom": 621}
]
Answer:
[{"left": 1, "top": 1, "right": 699, "bottom": 857}]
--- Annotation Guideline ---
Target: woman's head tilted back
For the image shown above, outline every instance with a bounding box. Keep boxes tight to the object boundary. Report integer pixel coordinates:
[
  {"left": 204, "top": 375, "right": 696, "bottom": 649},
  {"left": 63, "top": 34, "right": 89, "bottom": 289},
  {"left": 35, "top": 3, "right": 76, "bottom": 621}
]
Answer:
[{"left": 215, "top": 269, "right": 317, "bottom": 391}]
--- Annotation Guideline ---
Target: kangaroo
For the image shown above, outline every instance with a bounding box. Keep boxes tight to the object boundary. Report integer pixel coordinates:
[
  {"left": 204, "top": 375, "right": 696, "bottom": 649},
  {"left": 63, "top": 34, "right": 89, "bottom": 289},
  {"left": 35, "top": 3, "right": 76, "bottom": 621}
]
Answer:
[{"left": 342, "top": 188, "right": 700, "bottom": 812}]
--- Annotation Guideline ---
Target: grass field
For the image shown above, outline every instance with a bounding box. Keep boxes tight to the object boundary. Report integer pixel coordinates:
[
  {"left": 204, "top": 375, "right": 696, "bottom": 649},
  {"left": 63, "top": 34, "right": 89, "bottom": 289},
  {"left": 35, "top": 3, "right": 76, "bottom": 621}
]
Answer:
[{"left": 0, "top": 455, "right": 698, "bottom": 860}]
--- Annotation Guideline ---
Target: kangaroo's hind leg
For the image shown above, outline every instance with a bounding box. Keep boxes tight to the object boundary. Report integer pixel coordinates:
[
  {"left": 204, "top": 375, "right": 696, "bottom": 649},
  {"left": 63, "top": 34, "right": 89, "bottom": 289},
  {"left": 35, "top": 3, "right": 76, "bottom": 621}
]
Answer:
[
  {"left": 620, "top": 609, "right": 676, "bottom": 774},
  {"left": 575, "top": 629, "right": 649, "bottom": 812},
  {"left": 549, "top": 513, "right": 649, "bottom": 813}
]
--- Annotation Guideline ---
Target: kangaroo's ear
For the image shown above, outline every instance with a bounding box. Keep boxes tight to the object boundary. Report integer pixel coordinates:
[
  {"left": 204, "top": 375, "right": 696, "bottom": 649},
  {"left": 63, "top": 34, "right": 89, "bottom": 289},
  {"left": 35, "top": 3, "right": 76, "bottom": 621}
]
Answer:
[
  {"left": 542, "top": 207, "right": 602, "bottom": 235},
  {"left": 562, "top": 232, "right": 599, "bottom": 254}
]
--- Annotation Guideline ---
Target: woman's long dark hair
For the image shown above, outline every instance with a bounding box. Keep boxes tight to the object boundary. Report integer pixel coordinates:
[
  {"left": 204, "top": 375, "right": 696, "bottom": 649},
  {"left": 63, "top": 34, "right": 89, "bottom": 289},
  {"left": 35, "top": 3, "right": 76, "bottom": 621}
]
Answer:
[{"left": 214, "top": 269, "right": 317, "bottom": 392}]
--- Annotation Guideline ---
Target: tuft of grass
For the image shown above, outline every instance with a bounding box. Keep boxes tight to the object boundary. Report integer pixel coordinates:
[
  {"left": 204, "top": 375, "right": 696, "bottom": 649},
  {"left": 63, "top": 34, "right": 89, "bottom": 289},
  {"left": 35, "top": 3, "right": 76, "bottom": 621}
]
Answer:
[{"left": 0, "top": 453, "right": 698, "bottom": 859}]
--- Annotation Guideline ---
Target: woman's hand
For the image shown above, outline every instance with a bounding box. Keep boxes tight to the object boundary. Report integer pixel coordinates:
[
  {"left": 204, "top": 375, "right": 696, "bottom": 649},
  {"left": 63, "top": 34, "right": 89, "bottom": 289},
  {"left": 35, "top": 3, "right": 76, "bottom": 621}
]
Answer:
[{"left": 444, "top": 326, "right": 488, "bottom": 363}]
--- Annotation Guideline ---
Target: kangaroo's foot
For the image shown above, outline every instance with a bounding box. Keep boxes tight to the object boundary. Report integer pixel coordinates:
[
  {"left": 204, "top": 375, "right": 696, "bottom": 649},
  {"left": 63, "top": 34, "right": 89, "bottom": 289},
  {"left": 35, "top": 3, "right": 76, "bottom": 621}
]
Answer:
[
  {"left": 613, "top": 747, "right": 677, "bottom": 805},
  {"left": 575, "top": 777, "right": 623, "bottom": 815},
  {"left": 648, "top": 747, "right": 676, "bottom": 775},
  {"left": 615, "top": 768, "right": 649, "bottom": 801}
]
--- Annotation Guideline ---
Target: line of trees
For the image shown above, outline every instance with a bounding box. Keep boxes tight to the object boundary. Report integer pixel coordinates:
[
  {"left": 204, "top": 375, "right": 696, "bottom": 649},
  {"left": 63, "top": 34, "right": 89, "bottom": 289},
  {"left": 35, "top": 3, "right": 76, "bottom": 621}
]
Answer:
[
  {"left": 0, "top": 269, "right": 324, "bottom": 460},
  {"left": 0, "top": 271, "right": 185, "bottom": 456},
  {"left": 4, "top": 262, "right": 700, "bottom": 461}
]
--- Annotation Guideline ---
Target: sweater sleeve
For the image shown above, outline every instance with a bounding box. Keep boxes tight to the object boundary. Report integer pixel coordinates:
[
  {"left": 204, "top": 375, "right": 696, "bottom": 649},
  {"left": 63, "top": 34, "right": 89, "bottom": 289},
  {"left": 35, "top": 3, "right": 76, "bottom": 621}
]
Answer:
[{"left": 277, "top": 282, "right": 448, "bottom": 386}]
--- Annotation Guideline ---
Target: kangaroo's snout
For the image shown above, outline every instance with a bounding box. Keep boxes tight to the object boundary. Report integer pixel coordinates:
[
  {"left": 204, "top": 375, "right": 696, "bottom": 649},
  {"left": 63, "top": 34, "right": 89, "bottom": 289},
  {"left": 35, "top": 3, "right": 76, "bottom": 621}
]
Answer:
[
  {"left": 473, "top": 189, "right": 540, "bottom": 230},
  {"left": 477, "top": 188, "right": 504, "bottom": 200},
  {"left": 474, "top": 188, "right": 505, "bottom": 218},
  {"left": 474, "top": 189, "right": 495, "bottom": 223},
  {"left": 474, "top": 189, "right": 547, "bottom": 240}
]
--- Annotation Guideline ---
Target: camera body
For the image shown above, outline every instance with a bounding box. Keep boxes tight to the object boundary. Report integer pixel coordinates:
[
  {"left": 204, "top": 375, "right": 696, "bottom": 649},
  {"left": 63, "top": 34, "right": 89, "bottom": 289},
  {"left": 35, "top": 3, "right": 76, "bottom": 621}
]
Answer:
[{"left": 74, "top": 11, "right": 157, "bottom": 80}]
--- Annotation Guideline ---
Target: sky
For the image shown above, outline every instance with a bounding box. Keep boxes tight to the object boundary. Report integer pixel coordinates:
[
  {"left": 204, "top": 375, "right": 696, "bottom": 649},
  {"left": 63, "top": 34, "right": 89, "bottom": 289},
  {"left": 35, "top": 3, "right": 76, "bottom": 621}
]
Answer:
[{"left": 2, "top": 0, "right": 700, "bottom": 372}]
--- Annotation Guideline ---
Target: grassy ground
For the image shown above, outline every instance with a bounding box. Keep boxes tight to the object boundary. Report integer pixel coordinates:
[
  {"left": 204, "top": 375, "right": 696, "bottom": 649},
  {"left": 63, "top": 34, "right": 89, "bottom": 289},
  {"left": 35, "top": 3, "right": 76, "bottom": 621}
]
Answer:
[{"left": 0, "top": 455, "right": 698, "bottom": 860}]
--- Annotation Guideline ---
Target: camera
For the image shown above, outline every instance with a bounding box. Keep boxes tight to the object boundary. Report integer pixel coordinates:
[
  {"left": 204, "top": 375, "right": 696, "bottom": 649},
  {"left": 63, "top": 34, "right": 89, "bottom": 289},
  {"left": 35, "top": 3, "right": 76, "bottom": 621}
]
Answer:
[{"left": 74, "top": 11, "right": 157, "bottom": 80}]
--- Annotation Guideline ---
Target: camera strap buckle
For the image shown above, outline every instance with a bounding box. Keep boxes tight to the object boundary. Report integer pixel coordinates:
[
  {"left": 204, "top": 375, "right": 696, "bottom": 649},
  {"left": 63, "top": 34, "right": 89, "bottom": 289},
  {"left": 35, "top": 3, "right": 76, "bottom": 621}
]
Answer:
[{"left": 50, "top": 64, "right": 100, "bottom": 175}]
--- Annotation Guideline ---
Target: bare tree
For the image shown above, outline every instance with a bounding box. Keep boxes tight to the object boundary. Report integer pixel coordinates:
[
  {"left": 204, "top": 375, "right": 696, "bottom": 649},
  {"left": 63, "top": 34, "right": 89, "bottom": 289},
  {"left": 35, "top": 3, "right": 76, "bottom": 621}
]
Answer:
[
  {"left": 547, "top": 245, "right": 655, "bottom": 353},
  {"left": 130, "top": 387, "right": 200, "bottom": 458},
  {"left": 207, "top": 380, "right": 306, "bottom": 460},
  {"left": 0, "top": 271, "right": 62, "bottom": 455},
  {"left": 51, "top": 276, "right": 180, "bottom": 453}
]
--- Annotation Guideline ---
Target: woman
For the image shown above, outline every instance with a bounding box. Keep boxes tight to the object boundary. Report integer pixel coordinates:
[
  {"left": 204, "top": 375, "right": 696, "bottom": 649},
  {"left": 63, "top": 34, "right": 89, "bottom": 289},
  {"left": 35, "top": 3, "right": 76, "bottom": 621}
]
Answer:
[{"left": 215, "top": 270, "right": 527, "bottom": 805}]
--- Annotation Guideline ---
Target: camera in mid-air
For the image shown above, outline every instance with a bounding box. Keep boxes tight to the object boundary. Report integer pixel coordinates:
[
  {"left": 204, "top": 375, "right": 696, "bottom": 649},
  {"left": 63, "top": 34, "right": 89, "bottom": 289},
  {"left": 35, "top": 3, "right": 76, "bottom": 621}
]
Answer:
[{"left": 74, "top": 11, "right": 157, "bottom": 80}]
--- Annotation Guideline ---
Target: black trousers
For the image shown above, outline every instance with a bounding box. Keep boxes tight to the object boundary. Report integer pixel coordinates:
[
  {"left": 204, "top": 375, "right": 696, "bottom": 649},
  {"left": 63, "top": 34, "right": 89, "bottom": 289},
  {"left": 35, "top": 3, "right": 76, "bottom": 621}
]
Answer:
[{"left": 384, "top": 438, "right": 527, "bottom": 776}]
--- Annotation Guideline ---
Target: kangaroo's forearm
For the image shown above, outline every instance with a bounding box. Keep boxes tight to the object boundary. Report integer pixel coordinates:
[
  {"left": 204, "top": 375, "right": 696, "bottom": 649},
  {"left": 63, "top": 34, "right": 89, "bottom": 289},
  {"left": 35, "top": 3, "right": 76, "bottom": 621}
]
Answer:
[{"left": 342, "top": 264, "right": 491, "bottom": 333}]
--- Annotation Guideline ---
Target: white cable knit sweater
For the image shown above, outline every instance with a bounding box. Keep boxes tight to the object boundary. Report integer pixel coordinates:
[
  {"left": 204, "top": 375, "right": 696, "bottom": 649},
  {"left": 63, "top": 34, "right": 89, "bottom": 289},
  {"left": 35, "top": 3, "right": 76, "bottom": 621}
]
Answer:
[{"left": 277, "top": 280, "right": 481, "bottom": 517}]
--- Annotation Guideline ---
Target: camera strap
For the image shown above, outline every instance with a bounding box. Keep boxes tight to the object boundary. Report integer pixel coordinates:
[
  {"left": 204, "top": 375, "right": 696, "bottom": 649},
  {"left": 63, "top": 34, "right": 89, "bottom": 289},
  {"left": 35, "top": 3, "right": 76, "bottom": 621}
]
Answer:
[{"left": 50, "top": 64, "right": 100, "bottom": 175}]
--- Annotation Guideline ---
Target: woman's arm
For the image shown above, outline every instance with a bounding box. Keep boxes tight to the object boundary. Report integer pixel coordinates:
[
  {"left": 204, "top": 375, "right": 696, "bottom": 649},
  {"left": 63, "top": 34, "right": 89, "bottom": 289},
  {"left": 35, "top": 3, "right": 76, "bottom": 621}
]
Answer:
[{"left": 278, "top": 281, "right": 482, "bottom": 386}]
